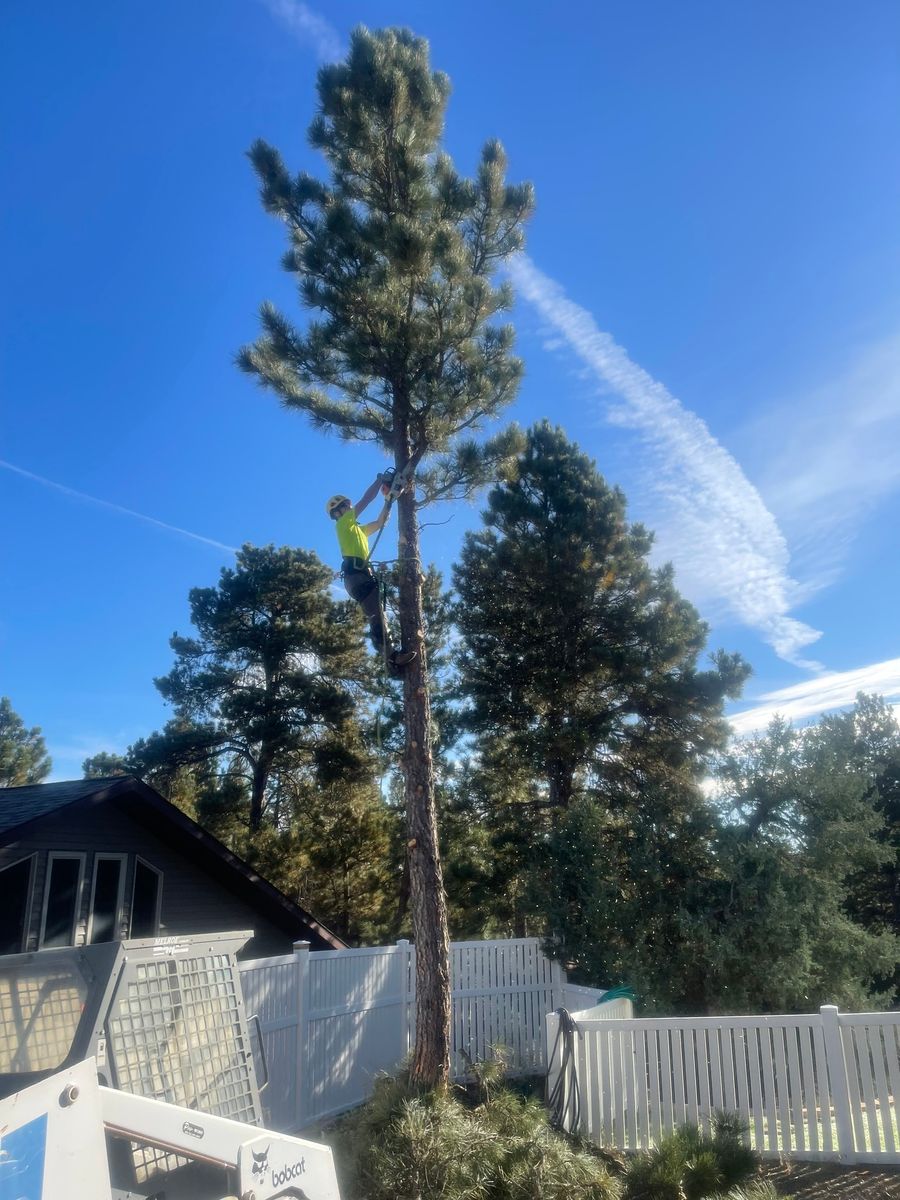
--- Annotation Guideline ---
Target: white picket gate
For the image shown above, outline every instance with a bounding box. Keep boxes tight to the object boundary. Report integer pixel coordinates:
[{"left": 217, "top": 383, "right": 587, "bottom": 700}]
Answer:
[
  {"left": 240, "top": 937, "right": 621, "bottom": 1131},
  {"left": 546, "top": 1004, "right": 900, "bottom": 1165}
]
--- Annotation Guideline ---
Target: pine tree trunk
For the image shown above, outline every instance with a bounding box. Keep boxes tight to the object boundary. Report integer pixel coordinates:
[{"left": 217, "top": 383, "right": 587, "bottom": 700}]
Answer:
[
  {"left": 396, "top": 481, "right": 452, "bottom": 1089},
  {"left": 249, "top": 757, "right": 269, "bottom": 833}
]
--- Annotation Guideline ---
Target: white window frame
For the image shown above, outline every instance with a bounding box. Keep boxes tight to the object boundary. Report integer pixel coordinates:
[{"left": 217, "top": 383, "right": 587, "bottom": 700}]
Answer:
[
  {"left": 129, "top": 856, "right": 163, "bottom": 937},
  {"left": 86, "top": 853, "right": 128, "bottom": 944},
  {"left": 0, "top": 853, "right": 37, "bottom": 953},
  {"left": 39, "top": 852, "right": 87, "bottom": 948}
]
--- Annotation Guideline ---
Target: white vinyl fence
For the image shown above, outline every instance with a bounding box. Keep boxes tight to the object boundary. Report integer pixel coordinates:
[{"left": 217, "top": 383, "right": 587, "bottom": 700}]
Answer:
[
  {"left": 546, "top": 1004, "right": 900, "bottom": 1165},
  {"left": 240, "top": 937, "right": 625, "bottom": 1131}
]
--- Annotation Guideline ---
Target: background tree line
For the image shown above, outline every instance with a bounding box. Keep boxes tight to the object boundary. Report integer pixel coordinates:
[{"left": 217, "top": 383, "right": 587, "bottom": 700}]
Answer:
[{"left": 4, "top": 422, "right": 898, "bottom": 1012}]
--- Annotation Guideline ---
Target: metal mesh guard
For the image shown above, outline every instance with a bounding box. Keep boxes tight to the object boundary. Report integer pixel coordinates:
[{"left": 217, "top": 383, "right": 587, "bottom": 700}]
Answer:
[
  {"left": 108, "top": 949, "right": 258, "bottom": 1123},
  {"left": 105, "top": 934, "right": 259, "bottom": 1184},
  {"left": 0, "top": 959, "right": 87, "bottom": 1074}
]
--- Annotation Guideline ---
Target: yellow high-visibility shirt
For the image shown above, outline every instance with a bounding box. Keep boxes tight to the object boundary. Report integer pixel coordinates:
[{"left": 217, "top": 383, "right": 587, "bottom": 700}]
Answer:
[{"left": 336, "top": 509, "right": 369, "bottom": 560}]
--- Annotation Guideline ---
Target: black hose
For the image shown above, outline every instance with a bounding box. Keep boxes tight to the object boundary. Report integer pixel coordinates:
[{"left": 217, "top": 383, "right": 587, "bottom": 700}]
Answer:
[{"left": 547, "top": 1007, "right": 582, "bottom": 1133}]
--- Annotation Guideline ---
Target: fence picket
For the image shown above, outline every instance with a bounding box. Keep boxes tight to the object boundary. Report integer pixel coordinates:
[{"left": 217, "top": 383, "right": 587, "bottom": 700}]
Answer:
[
  {"left": 634, "top": 1028, "right": 650, "bottom": 1148},
  {"left": 696, "top": 1026, "right": 712, "bottom": 1134},
  {"left": 797, "top": 1024, "right": 818, "bottom": 1153},
  {"left": 612, "top": 1029, "right": 626, "bottom": 1143},
  {"left": 884, "top": 1024, "right": 900, "bottom": 1158},
  {"left": 854, "top": 1025, "right": 881, "bottom": 1154},
  {"left": 625, "top": 1027, "right": 638, "bottom": 1150},
  {"left": 760, "top": 1025, "right": 779, "bottom": 1154},
  {"left": 600, "top": 1027, "right": 614, "bottom": 1143},
  {"left": 672, "top": 1025, "right": 686, "bottom": 1124},
  {"left": 721, "top": 1025, "right": 737, "bottom": 1113},
  {"left": 812, "top": 1019, "right": 834, "bottom": 1155},
  {"left": 772, "top": 1024, "right": 791, "bottom": 1152},
  {"left": 746, "top": 1026, "right": 765, "bottom": 1151},
  {"left": 867, "top": 1024, "right": 894, "bottom": 1155},
  {"left": 733, "top": 1027, "right": 751, "bottom": 1146},
  {"left": 785, "top": 1024, "right": 804, "bottom": 1153},
  {"left": 647, "top": 1027, "right": 662, "bottom": 1144},
  {"left": 659, "top": 1027, "right": 674, "bottom": 1135},
  {"left": 575, "top": 1012, "right": 591, "bottom": 1139},
  {"left": 708, "top": 1024, "right": 724, "bottom": 1114},
  {"left": 842, "top": 1023, "right": 867, "bottom": 1157},
  {"left": 684, "top": 1027, "right": 700, "bottom": 1127}
]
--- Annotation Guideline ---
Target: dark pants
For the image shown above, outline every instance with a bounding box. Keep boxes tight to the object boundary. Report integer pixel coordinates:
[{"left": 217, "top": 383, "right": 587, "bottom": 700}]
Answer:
[{"left": 342, "top": 563, "right": 393, "bottom": 656}]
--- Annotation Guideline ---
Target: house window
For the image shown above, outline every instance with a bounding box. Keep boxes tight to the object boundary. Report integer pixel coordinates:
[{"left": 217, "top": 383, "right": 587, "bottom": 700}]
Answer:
[
  {"left": 40, "top": 854, "right": 85, "bottom": 948},
  {"left": 130, "top": 857, "right": 162, "bottom": 937},
  {"left": 88, "top": 855, "right": 127, "bottom": 944},
  {"left": 0, "top": 855, "right": 35, "bottom": 955}
]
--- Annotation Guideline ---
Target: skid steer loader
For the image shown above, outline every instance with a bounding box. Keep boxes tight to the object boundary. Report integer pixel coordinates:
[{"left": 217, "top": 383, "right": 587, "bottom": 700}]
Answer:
[{"left": 0, "top": 931, "right": 340, "bottom": 1199}]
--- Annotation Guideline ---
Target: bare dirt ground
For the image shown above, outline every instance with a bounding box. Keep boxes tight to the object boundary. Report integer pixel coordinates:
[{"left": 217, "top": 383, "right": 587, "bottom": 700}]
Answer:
[{"left": 761, "top": 1161, "right": 900, "bottom": 1199}]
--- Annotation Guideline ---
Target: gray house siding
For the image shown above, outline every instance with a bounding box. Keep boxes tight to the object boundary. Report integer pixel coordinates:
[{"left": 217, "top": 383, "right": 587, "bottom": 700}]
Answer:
[{"left": 0, "top": 803, "right": 292, "bottom": 958}]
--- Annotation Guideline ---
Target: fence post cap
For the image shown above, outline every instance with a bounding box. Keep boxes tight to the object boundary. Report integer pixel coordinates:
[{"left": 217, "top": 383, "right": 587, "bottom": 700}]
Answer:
[
  {"left": 820, "top": 1004, "right": 840, "bottom": 1014},
  {"left": 293, "top": 940, "right": 311, "bottom": 953}
]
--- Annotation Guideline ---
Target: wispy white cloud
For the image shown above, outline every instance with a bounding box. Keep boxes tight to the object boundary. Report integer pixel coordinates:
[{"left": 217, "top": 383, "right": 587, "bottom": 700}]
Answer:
[
  {"left": 0, "top": 459, "right": 238, "bottom": 554},
  {"left": 743, "top": 332, "right": 900, "bottom": 588},
  {"left": 728, "top": 656, "right": 900, "bottom": 736},
  {"left": 259, "top": 0, "right": 344, "bottom": 62},
  {"left": 509, "top": 256, "right": 822, "bottom": 668}
]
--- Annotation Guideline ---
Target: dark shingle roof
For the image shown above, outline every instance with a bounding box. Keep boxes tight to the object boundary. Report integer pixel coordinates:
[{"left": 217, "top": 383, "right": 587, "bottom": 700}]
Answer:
[{"left": 0, "top": 778, "right": 125, "bottom": 835}]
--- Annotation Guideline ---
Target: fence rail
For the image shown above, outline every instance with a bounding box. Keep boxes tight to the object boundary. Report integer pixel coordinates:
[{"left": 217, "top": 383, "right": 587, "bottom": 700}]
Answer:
[
  {"left": 240, "top": 937, "right": 625, "bottom": 1131},
  {"left": 546, "top": 1004, "right": 900, "bottom": 1166}
]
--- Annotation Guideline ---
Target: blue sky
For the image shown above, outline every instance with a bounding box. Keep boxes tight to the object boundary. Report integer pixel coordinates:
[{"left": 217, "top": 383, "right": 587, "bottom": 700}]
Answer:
[{"left": 2, "top": 0, "right": 899, "bottom": 778}]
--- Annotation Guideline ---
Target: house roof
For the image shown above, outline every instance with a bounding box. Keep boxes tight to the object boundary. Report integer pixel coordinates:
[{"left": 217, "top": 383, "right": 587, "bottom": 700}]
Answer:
[
  {"left": 0, "top": 776, "right": 346, "bottom": 950},
  {"left": 0, "top": 778, "right": 110, "bottom": 834}
]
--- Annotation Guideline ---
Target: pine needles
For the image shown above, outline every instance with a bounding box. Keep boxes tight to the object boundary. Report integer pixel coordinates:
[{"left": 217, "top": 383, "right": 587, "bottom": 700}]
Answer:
[
  {"left": 330, "top": 1071, "right": 781, "bottom": 1200},
  {"left": 332, "top": 1072, "right": 619, "bottom": 1200}
]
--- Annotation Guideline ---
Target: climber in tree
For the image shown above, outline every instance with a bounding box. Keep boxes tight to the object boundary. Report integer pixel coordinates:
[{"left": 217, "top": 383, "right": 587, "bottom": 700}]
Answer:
[{"left": 327, "top": 472, "right": 417, "bottom": 671}]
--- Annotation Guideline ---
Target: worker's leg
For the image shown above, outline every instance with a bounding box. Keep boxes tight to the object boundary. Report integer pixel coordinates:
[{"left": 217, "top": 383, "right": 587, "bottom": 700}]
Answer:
[{"left": 344, "top": 569, "right": 392, "bottom": 655}]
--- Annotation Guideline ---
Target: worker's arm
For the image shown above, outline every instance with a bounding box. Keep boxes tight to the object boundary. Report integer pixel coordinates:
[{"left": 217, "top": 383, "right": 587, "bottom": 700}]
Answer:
[
  {"left": 362, "top": 499, "right": 391, "bottom": 536},
  {"left": 354, "top": 475, "right": 385, "bottom": 517}
]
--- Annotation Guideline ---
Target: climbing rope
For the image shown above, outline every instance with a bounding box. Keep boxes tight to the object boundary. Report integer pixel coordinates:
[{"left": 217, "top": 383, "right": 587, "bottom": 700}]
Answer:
[
  {"left": 547, "top": 1008, "right": 582, "bottom": 1133},
  {"left": 365, "top": 464, "right": 416, "bottom": 674}
]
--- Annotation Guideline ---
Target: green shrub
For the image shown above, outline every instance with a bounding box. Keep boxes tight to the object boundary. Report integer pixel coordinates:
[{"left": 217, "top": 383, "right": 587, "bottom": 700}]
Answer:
[
  {"left": 331, "top": 1072, "right": 620, "bottom": 1200},
  {"left": 622, "top": 1112, "right": 758, "bottom": 1200},
  {"left": 721, "top": 1185, "right": 786, "bottom": 1200}
]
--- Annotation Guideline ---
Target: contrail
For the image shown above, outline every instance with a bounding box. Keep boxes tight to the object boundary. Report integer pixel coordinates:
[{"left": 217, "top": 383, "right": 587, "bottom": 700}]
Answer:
[
  {"left": 0, "top": 459, "right": 238, "bottom": 554},
  {"left": 258, "top": 0, "right": 344, "bottom": 61},
  {"left": 509, "top": 256, "right": 823, "bottom": 669}
]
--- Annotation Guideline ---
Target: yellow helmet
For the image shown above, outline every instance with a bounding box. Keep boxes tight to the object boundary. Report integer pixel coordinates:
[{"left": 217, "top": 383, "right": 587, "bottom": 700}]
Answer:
[{"left": 326, "top": 494, "right": 351, "bottom": 518}]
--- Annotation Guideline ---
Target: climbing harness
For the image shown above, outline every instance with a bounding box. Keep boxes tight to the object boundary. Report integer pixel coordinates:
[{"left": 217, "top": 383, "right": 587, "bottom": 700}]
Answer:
[
  {"left": 363, "top": 464, "right": 416, "bottom": 671},
  {"left": 336, "top": 463, "right": 418, "bottom": 685},
  {"left": 547, "top": 1008, "right": 582, "bottom": 1133}
]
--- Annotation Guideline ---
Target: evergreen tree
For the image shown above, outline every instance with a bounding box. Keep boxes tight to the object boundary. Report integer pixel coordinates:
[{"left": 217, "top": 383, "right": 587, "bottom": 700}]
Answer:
[
  {"left": 706, "top": 714, "right": 899, "bottom": 1012},
  {"left": 246, "top": 745, "right": 396, "bottom": 945},
  {"left": 833, "top": 693, "right": 900, "bottom": 996},
  {"left": 537, "top": 779, "right": 723, "bottom": 1012},
  {"left": 0, "top": 697, "right": 51, "bottom": 786},
  {"left": 82, "top": 751, "right": 128, "bottom": 778},
  {"left": 454, "top": 423, "right": 748, "bottom": 814},
  {"left": 452, "top": 424, "right": 750, "bottom": 993},
  {"left": 239, "top": 27, "right": 533, "bottom": 1085},
  {"left": 138, "top": 544, "right": 370, "bottom": 832}
]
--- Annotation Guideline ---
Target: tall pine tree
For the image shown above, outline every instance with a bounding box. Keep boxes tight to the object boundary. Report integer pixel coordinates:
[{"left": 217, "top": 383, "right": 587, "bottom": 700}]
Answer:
[
  {"left": 137, "top": 545, "right": 369, "bottom": 833},
  {"left": 239, "top": 27, "right": 533, "bottom": 1085},
  {"left": 454, "top": 423, "right": 749, "bottom": 814},
  {"left": 452, "top": 424, "right": 749, "bottom": 981}
]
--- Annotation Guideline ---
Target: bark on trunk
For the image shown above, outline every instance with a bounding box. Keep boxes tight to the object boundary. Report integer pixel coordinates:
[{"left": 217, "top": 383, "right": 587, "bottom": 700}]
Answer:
[
  {"left": 396, "top": 479, "right": 452, "bottom": 1089},
  {"left": 249, "top": 757, "right": 269, "bottom": 833}
]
